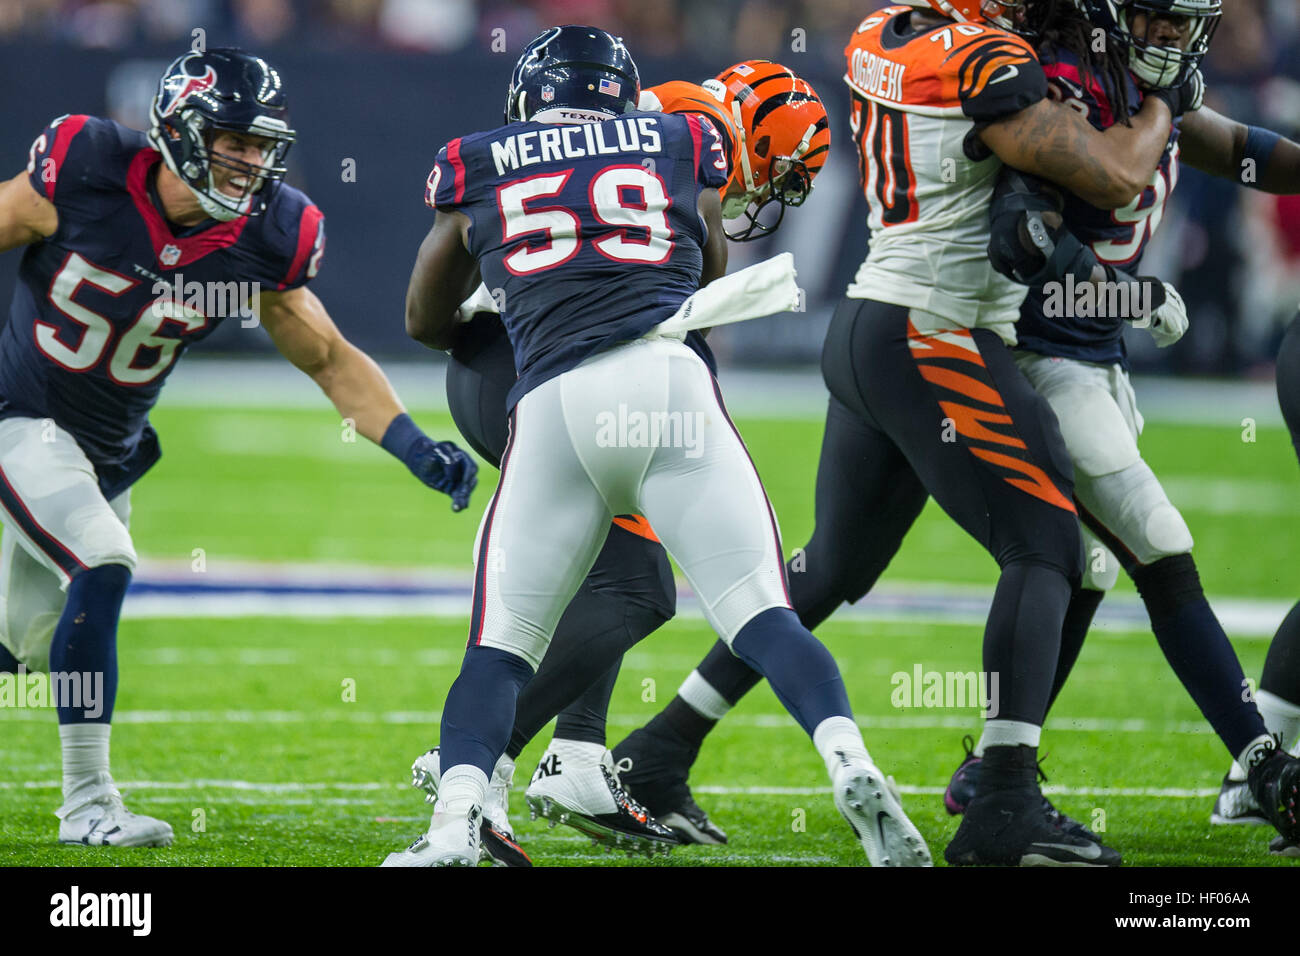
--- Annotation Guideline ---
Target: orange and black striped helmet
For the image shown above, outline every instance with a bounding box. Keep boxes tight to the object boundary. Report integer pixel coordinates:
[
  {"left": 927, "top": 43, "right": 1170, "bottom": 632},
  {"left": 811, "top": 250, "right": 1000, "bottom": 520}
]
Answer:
[
  {"left": 707, "top": 61, "right": 831, "bottom": 241},
  {"left": 896, "top": 0, "right": 1026, "bottom": 31}
]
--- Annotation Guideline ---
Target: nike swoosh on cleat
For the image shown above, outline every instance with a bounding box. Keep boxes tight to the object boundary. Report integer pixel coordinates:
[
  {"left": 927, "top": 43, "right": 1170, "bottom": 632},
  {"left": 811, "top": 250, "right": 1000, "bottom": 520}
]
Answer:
[{"left": 1034, "top": 841, "right": 1102, "bottom": 860}]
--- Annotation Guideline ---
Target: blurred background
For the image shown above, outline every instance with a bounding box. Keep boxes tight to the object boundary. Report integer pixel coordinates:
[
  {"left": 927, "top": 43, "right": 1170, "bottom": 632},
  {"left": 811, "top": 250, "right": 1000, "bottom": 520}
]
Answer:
[{"left": 0, "top": 0, "right": 1297, "bottom": 375}]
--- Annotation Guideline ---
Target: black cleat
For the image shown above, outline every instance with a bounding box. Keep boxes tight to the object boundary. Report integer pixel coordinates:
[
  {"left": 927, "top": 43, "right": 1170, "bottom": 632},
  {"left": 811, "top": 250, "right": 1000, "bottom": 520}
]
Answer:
[
  {"left": 659, "top": 792, "right": 728, "bottom": 845},
  {"left": 612, "top": 725, "right": 727, "bottom": 845},
  {"left": 944, "top": 746, "right": 1121, "bottom": 867},
  {"left": 1247, "top": 746, "right": 1300, "bottom": 843},
  {"left": 942, "top": 736, "right": 1101, "bottom": 844},
  {"left": 1268, "top": 834, "right": 1300, "bottom": 858}
]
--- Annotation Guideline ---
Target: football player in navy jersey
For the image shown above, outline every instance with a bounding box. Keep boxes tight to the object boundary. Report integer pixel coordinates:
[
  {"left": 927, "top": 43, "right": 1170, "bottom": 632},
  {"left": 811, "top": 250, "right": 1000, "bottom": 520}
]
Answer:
[
  {"left": 401, "top": 61, "right": 831, "bottom": 863},
  {"left": 0, "top": 48, "right": 477, "bottom": 847},
  {"left": 381, "top": 25, "right": 931, "bottom": 868}
]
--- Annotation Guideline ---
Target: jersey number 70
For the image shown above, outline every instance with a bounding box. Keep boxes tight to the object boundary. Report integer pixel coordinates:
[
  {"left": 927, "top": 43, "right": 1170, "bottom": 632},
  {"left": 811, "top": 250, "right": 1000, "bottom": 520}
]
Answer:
[{"left": 852, "top": 94, "right": 918, "bottom": 227}]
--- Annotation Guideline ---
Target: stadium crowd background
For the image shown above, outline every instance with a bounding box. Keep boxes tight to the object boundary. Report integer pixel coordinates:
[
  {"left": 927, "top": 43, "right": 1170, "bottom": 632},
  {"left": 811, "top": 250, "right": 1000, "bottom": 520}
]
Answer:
[{"left": 0, "top": 0, "right": 1297, "bottom": 375}]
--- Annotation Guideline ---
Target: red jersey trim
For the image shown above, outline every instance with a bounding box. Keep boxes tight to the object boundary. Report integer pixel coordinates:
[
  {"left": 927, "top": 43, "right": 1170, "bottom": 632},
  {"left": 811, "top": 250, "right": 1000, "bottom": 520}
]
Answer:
[{"left": 125, "top": 149, "right": 248, "bottom": 268}]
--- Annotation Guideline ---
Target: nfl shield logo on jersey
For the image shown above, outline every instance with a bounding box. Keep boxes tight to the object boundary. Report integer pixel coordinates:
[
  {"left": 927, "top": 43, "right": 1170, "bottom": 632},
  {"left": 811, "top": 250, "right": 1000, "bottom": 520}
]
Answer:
[
  {"left": 159, "top": 243, "right": 181, "bottom": 266},
  {"left": 541, "top": 85, "right": 555, "bottom": 103}
]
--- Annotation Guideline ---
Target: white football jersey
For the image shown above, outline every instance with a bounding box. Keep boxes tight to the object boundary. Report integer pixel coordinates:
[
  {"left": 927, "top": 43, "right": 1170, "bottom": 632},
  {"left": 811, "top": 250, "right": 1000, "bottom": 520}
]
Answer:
[{"left": 843, "top": 6, "right": 1048, "bottom": 342}]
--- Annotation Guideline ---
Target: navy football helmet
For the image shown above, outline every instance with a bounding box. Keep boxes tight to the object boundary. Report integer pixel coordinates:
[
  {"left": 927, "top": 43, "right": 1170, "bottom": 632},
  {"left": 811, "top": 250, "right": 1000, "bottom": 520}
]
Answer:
[
  {"left": 1077, "top": 0, "right": 1221, "bottom": 88},
  {"left": 148, "top": 48, "right": 296, "bottom": 221},
  {"left": 504, "top": 25, "right": 640, "bottom": 125}
]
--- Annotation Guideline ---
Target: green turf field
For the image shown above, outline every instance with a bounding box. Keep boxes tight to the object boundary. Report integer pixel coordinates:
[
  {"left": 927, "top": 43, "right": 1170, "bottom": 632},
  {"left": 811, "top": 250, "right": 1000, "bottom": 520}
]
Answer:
[{"left": 1, "top": 403, "right": 1296, "bottom": 866}]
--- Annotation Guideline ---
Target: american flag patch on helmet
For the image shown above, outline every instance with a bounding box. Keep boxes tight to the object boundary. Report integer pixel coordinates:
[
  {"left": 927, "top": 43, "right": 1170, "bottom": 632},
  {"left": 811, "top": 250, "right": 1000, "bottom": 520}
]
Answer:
[{"left": 597, "top": 78, "right": 621, "bottom": 96}]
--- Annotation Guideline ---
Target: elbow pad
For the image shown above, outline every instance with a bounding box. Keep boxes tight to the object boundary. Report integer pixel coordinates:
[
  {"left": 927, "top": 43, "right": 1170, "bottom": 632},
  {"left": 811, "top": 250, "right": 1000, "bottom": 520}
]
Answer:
[{"left": 988, "top": 168, "right": 1098, "bottom": 288}]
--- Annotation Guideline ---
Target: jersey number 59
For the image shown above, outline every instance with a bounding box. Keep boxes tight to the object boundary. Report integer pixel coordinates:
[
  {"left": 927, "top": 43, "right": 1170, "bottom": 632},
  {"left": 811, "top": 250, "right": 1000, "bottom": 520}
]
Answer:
[{"left": 496, "top": 165, "right": 675, "bottom": 275}]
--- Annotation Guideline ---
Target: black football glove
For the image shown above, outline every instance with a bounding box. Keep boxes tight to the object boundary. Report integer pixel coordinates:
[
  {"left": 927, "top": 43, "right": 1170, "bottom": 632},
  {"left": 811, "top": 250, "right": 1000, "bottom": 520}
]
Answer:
[{"left": 1147, "top": 68, "right": 1205, "bottom": 119}]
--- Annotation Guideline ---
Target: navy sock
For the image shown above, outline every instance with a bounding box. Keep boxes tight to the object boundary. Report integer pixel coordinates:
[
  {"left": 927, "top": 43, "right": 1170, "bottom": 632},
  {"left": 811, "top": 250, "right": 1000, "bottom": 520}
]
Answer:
[
  {"left": 48, "top": 564, "right": 129, "bottom": 725},
  {"left": 1261, "top": 600, "right": 1300, "bottom": 705},
  {"left": 0, "top": 642, "right": 20, "bottom": 673},
  {"left": 1131, "top": 554, "right": 1267, "bottom": 757},
  {"left": 729, "top": 607, "right": 851, "bottom": 736},
  {"left": 440, "top": 645, "right": 534, "bottom": 778}
]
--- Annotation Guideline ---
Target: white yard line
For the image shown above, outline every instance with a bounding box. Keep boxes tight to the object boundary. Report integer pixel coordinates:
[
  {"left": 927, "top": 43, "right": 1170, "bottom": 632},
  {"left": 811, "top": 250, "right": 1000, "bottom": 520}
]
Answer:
[{"left": 0, "top": 709, "right": 1214, "bottom": 734}]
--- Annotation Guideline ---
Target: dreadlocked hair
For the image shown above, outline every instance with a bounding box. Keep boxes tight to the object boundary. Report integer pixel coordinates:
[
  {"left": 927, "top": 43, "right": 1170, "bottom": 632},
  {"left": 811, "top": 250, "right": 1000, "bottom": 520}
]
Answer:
[{"left": 1024, "top": 0, "right": 1134, "bottom": 125}]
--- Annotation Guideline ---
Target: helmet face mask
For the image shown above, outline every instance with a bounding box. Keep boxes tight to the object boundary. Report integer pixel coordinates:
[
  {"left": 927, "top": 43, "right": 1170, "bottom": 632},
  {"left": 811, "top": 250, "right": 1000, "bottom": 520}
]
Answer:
[
  {"left": 505, "top": 25, "right": 640, "bottom": 125},
  {"left": 1081, "top": 0, "right": 1221, "bottom": 88},
  {"left": 148, "top": 49, "right": 296, "bottom": 221},
  {"left": 714, "top": 61, "right": 830, "bottom": 242}
]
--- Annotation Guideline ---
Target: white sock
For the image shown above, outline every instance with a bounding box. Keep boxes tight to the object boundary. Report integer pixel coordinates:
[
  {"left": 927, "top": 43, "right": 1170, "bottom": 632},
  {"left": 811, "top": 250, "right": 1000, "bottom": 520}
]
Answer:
[
  {"left": 1236, "top": 734, "right": 1276, "bottom": 776},
  {"left": 1227, "top": 759, "right": 1249, "bottom": 783},
  {"left": 548, "top": 737, "right": 606, "bottom": 767},
  {"left": 977, "top": 719, "right": 1041, "bottom": 751},
  {"left": 812, "top": 715, "right": 871, "bottom": 777},
  {"left": 436, "top": 764, "right": 488, "bottom": 815},
  {"left": 678, "top": 670, "right": 732, "bottom": 721},
  {"left": 1257, "top": 690, "right": 1300, "bottom": 753},
  {"left": 59, "top": 723, "right": 112, "bottom": 800}
]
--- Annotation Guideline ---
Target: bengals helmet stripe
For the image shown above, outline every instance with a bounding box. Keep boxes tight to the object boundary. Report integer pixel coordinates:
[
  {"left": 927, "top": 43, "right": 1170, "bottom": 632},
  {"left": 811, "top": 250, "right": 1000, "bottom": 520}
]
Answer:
[{"left": 712, "top": 60, "right": 832, "bottom": 240}]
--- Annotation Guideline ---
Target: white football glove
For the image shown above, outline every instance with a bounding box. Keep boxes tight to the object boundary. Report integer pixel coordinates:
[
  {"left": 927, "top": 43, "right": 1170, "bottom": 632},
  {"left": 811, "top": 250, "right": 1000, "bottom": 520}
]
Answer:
[{"left": 1145, "top": 281, "right": 1188, "bottom": 348}]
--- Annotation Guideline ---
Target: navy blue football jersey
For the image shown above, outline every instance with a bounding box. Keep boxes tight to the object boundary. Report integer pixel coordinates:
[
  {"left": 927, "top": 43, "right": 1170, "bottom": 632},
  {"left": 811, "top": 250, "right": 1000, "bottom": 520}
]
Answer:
[
  {"left": 427, "top": 110, "right": 729, "bottom": 408},
  {"left": 0, "top": 115, "right": 325, "bottom": 498},
  {"left": 1014, "top": 48, "right": 1180, "bottom": 367}
]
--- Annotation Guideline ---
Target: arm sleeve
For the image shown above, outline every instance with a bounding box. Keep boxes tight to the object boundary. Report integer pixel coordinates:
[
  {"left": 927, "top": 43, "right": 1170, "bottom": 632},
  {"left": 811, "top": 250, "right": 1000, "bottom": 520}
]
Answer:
[{"left": 955, "top": 35, "right": 1048, "bottom": 123}]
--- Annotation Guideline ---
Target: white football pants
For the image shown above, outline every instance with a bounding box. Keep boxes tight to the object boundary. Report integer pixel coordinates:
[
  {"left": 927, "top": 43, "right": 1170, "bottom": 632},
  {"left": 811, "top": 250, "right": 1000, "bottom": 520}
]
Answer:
[
  {"left": 469, "top": 336, "right": 790, "bottom": 670},
  {"left": 1014, "top": 352, "right": 1194, "bottom": 589},
  {"left": 0, "top": 417, "right": 135, "bottom": 671}
]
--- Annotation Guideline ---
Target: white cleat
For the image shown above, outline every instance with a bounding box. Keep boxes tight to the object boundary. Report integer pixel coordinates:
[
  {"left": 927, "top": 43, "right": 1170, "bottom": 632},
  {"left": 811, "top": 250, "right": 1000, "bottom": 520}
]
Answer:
[
  {"left": 57, "top": 776, "right": 174, "bottom": 848},
  {"left": 410, "top": 749, "right": 531, "bottom": 866},
  {"left": 525, "top": 747, "right": 678, "bottom": 855},
  {"left": 381, "top": 806, "right": 481, "bottom": 867},
  {"left": 832, "top": 751, "right": 932, "bottom": 867}
]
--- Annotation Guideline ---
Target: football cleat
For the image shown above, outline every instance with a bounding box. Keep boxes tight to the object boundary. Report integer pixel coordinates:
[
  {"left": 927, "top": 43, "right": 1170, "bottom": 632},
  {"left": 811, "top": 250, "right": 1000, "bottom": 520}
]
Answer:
[
  {"left": 381, "top": 806, "right": 481, "bottom": 867},
  {"left": 1210, "top": 772, "right": 1268, "bottom": 826},
  {"left": 409, "top": 748, "right": 531, "bottom": 867},
  {"left": 1269, "top": 834, "right": 1300, "bottom": 858},
  {"left": 612, "top": 725, "right": 727, "bottom": 844},
  {"left": 525, "top": 747, "right": 679, "bottom": 855},
  {"left": 945, "top": 747, "right": 1121, "bottom": 867},
  {"left": 831, "top": 751, "right": 932, "bottom": 867},
  {"left": 56, "top": 776, "right": 174, "bottom": 848},
  {"left": 943, "top": 734, "right": 982, "bottom": 816},
  {"left": 1246, "top": 746, "right": 1300, "bottom": 843},
  {"left": 943, "top": 735, "right": 1102, "bottom": 843},
  {"left": 659, "top": 794, "right": 728, "bottom": 846}
]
